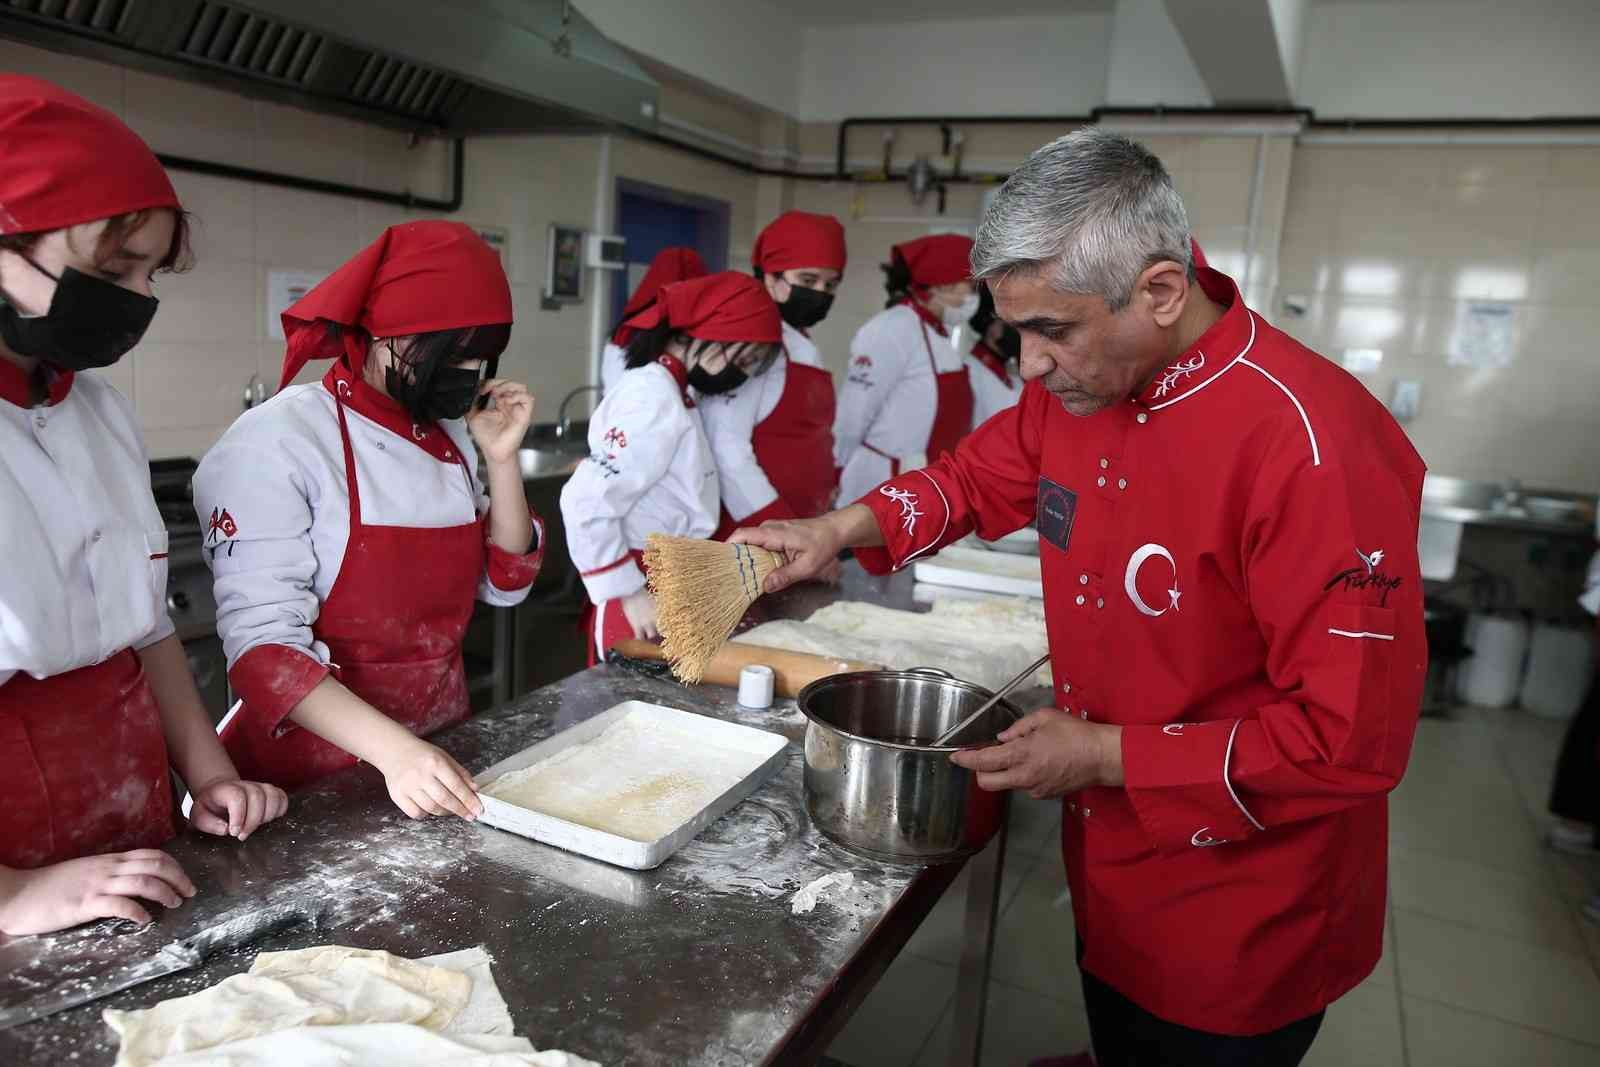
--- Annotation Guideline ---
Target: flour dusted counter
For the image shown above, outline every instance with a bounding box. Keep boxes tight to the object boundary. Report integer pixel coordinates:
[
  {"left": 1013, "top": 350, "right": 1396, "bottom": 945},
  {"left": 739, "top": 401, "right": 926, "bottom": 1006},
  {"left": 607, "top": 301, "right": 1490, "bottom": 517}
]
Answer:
[{"left": 0, "top": 565, "right": 1022, "bottom": 1066}]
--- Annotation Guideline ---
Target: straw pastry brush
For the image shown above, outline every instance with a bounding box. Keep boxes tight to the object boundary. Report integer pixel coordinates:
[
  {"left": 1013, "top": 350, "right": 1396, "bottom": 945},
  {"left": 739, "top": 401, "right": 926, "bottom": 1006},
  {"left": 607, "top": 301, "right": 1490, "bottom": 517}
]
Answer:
[{"left": 643, "top": 534, "right": 785, "bottom": 684}]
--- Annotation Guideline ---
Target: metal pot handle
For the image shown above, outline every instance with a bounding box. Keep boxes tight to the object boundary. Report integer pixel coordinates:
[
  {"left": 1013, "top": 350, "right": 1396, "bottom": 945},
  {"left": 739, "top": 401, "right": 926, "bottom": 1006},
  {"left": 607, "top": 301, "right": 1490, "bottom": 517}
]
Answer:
[{"left": 905, "top": 667, "right": 954, "bottom": 679}]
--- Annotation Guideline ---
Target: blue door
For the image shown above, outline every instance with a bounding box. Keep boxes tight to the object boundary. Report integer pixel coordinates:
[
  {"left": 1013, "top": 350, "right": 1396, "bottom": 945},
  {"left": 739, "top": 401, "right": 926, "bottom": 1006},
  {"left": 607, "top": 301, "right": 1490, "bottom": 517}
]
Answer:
[{"left": 611, "top": 178, "right": 731, "bottom": 332}]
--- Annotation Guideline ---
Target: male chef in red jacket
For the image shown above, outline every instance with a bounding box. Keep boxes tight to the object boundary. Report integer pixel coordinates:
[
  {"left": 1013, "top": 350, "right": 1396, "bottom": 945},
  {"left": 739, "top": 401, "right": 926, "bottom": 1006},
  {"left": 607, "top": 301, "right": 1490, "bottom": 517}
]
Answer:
[{"left": 733, "top": 128, "right": 1426, "bottom": 1066}]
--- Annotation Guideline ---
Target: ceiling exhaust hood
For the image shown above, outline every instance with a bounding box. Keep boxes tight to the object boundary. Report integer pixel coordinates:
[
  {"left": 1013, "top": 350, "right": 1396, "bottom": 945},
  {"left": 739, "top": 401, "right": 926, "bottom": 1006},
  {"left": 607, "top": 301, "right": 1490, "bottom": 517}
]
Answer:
[{"left": 0, "top": 0, "right": 660, "bottom": 137}]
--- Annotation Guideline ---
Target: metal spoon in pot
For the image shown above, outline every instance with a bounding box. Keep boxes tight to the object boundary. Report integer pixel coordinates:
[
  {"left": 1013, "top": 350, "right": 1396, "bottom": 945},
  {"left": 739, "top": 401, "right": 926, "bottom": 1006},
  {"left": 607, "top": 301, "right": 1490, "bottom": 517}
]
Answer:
[{"left": 929, "top": 652, "right": 1052, "bottom": 748}]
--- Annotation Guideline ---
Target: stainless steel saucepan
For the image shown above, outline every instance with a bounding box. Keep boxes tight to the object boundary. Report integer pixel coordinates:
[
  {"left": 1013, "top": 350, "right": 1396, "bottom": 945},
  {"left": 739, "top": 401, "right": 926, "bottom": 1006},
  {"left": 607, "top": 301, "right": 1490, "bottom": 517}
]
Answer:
[{"left": 796, "top": 668, "right": 1020, "bottom": 864}]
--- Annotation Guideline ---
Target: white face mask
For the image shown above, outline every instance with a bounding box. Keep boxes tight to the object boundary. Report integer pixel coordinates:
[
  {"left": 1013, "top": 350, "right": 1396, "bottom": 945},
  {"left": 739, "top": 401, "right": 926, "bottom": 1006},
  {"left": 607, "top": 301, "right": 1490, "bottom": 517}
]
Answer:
[{"left": 942, "top": 292, "right": 980, "bottom": 327}]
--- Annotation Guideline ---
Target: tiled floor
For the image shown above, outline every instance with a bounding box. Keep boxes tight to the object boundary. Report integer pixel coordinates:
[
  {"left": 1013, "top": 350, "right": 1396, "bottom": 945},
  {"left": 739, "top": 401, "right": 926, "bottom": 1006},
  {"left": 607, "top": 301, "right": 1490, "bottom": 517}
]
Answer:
[{"left": 826, "top": 705, "right": 1600, "bottom": 1065}]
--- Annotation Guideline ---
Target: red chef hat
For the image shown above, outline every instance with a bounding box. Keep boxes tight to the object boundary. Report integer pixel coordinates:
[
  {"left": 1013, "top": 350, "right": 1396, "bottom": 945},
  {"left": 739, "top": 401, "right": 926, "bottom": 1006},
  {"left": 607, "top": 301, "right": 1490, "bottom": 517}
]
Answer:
[
  {"left": 614, "top": 246, "right": 708, "bottom": 346},
  {"left": 893, "top": 233, "right": 973, "bottom": 289},
  {"left": 280, "top": 220, "right": 511, "bottom": 389},
  {"left": 752, "top": 211, "right": 847, "bottom": 274},
  {"left": 622, "top": 272, "right": 781, "bottom": 344},
  {"left": 0, "top": 75, "right": 179, "bottom": 236}
]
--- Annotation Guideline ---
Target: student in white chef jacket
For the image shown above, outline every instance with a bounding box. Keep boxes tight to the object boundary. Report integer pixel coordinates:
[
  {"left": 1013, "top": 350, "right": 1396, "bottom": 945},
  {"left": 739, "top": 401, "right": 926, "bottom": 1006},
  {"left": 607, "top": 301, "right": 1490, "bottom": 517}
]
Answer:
[
  {"left": 193, "top": 222, "right": 542, "bottom": 819},
  {"left": 0, "top": 76, "right": 285, "bottom": 937},
  {"left": 699, "top": 211, "right": 846, "bottom": 538},
  {"left": 964, "top": 283, "right": 1024, "bottom": 429},
  {"left": 833, "top": 234, "right": 979, "bottom": 505},
  {"left": 599, "top": 247, "right": 707, "bottom": 395},
  {"left": 562, "top": 272, "right": 784, "bottom": 660}
]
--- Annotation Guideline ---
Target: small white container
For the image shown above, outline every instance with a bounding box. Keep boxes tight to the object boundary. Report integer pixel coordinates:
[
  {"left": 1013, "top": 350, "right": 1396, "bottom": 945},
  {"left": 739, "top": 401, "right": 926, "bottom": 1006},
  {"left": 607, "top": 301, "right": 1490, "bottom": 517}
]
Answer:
[
  {"left": 1519, "top": 624, "right": 1595, "bottom": 719},
  {"left": 1457, "top": 614, "right": 1530, "bottom": 708},
  {"left": 738, "top": 664, "right": 776, "bottom": 709}
]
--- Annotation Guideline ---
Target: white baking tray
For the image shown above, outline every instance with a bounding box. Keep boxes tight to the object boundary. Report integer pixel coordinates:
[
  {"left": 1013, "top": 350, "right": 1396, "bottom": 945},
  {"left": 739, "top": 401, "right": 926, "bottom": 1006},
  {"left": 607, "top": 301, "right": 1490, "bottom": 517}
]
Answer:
[
  {"left": 475, "top": 701, "right": 788, "bottom": 870},
  {"left": 913, "top": 544, "right": 1044, "bottom": 599}
]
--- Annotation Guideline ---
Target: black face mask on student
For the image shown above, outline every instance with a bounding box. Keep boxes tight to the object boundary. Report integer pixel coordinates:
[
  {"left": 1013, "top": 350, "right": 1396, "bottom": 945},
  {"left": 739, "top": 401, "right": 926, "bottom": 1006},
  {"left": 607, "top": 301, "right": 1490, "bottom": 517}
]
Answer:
[
  {"left": 687, "top": 361, "right": 747, "bottom": 396},
  {"left": 386, "top": 358, "right": 488, "bottom": 423},
  {"left": 778, "top": 284, "right": 834, "bottom": 330},
  {"left": 0, "top": 256, "right": 158, "bottom": 371}
]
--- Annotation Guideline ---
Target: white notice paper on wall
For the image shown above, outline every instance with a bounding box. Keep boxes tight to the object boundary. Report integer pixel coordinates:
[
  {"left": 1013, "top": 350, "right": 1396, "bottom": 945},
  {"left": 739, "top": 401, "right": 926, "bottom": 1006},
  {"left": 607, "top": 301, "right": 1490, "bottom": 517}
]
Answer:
[
  {"left": 1448, "top": 301, "right": 1516, "bottom": 369},
  {"left": 266, "top": 270, "right": 330, "bottom": 340}
]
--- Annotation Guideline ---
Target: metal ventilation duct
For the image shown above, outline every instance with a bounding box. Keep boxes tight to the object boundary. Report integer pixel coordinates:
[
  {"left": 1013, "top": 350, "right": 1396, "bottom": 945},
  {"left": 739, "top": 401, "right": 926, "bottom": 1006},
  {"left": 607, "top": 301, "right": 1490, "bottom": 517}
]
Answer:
[{"left": 0, "top": 0, "right": 658, "bottom": 136}]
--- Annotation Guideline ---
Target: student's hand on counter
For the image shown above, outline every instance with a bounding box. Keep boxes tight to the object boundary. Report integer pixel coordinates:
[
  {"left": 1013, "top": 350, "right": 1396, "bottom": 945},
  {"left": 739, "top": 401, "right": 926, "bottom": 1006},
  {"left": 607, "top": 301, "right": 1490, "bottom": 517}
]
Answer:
[
  {"left": 468, "top": 379, "right": 536, "bottom": 466},
  {"left": 377, "top": 737, "right": 484, "bottom": 822},
  {"left": 0, "top": 850, "right": 196, "bottom": 936},
  {"left": 187, "top": 778, "right": 289, "bottom": 841},
  {"left": 621, "top": 589, "right": 659, "bottom": 641}
]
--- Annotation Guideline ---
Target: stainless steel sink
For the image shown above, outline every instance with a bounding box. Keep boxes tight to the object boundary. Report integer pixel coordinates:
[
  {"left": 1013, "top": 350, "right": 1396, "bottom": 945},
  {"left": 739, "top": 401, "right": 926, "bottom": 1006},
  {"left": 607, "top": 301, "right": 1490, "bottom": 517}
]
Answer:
[
  {"left": 1421, "top": 475, "right": 1595, "bottom": 535},
  {"left": 516, "top": 421, "right": 589, "bottom": 480}
]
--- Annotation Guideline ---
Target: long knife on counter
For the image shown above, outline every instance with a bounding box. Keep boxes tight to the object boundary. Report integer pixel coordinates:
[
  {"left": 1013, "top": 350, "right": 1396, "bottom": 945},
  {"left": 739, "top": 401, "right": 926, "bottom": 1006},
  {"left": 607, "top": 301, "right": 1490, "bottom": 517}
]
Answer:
[{"left": 0, "top": 900, "right": 317, "bottom": 1031}]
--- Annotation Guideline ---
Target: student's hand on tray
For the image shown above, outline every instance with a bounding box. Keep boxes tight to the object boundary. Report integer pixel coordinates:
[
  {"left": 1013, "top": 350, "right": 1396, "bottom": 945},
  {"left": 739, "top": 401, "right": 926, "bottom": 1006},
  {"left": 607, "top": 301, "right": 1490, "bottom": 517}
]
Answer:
[{"left": 377, "top": 738, "right": 484, "bottom": 821}]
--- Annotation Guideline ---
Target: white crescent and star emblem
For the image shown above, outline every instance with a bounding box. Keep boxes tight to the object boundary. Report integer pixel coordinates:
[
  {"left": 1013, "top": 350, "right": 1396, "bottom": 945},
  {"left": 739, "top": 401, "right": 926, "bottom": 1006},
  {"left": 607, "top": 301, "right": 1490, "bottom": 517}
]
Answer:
[{"left": 1124, "top": 543, "right": 1182, "bottom": 618}]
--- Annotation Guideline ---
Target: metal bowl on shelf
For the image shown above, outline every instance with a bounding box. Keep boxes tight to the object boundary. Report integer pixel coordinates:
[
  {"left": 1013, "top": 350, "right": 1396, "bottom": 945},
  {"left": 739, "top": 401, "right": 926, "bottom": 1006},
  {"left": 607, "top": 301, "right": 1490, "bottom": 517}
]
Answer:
[{"left": 796, "top": 668, "right": 1016, "bottom": 865}]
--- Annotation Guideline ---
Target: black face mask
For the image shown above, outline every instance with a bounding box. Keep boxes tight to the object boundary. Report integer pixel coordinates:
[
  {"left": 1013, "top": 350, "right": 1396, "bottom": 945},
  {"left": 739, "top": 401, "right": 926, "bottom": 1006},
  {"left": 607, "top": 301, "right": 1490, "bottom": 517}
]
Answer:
[
  {"left": 385, "top": 361, "right": 486, "bottom": 423},
  {"left": 688, "top": 361, "right": 747, "bottom": 396},
  {"left": 0, "top": 256, "right": 158, "bottom": 371},
  {"left": 779, "top": 284, "right": 834, "bottom": 330}
]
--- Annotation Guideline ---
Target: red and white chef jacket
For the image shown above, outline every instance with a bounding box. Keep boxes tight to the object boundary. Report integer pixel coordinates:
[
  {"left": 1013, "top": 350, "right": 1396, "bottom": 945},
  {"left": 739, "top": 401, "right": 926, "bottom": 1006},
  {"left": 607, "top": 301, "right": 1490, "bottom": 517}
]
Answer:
[
  {"left": 834, "top": 303, "right": 967, "bottom": 504},
  {"left": 193, "top": 362, "right": 543, "bottom": 722},
  {"left": 854, "top": 265, "right": 1427, "bottom": 1035},
  {"left": 696, "top": 321, "right": 823, "bottom": 524},
  {"left": 1, "top": 364, "right": 174, "bottom": 687},
  {"left": 965, "top": 341, "right": 1023, "bottom": 429},
  {"left": 561, "top": 356, "right": 719, "bottom": 604}
]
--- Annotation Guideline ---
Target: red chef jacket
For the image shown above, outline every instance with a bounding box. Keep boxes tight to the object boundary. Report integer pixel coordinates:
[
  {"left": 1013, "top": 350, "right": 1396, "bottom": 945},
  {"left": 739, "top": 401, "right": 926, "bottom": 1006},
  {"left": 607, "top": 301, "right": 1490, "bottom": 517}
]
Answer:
[{"left": 855, "top": 264, "right": 1427, "bottom": 1035}]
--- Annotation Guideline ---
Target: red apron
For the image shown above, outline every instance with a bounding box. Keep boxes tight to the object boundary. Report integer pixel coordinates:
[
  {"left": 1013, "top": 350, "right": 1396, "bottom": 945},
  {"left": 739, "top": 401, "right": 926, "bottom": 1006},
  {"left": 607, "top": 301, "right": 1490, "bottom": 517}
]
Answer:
[
  {"left": 864, "top": 312, "right": 974, "bottom": 476},
  {"left": 0, "top": 650, "right": 175, "bottom": 868},
  {"left": 713, "top": 356, "right": 839, "bottom": 538},
  {"left": 581, "top": 549, "right": 650, "bottom": 666},
  {"left": 753, "top": 360, "right": 837, "bottom": 518},
  {"left": 221, "top": 383, "right": 486, "bottom": 790}
]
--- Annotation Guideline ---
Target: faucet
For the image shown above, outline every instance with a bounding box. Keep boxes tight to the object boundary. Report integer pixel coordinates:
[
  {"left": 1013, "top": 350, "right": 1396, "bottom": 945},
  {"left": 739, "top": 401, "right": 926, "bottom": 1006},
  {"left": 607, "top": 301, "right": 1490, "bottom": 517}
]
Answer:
[{"left": 555, "top": 384, "right": 602, "bottom": 440}]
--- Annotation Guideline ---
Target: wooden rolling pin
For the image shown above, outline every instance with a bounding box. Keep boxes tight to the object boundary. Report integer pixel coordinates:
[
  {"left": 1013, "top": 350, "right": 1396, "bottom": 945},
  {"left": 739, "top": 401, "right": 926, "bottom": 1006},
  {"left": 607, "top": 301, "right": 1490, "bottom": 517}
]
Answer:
[{"left": 612, "top": 639, "right": 881, "bottom": 698}]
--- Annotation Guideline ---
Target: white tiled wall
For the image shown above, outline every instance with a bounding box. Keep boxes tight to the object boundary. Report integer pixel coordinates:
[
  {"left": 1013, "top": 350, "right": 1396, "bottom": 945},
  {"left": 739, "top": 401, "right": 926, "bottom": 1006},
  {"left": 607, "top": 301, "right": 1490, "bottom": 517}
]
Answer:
[
  {"left": 1277, "top": 142, "right": 1600, "bottom": 493},
  {"left": 1, "top": 40, "right": 603, "bottom": 459}
]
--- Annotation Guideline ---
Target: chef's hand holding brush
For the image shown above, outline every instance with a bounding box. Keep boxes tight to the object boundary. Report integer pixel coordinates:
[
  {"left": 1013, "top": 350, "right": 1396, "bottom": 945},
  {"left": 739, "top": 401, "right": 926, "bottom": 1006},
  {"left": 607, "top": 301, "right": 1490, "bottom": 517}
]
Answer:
[{"left": 644, "top": 507, "right": 881, "bottom": 683}]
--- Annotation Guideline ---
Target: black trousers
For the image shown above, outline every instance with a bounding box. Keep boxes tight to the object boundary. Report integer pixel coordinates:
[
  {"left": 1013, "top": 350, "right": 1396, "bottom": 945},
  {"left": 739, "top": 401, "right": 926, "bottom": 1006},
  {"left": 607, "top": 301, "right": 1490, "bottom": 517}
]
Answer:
[
  {"left": 1549, "top": 665, "right": 1600, "bottom": 847},
  {"left": 1078, "top": 951, "right": 1324, "bottom": 1067}
]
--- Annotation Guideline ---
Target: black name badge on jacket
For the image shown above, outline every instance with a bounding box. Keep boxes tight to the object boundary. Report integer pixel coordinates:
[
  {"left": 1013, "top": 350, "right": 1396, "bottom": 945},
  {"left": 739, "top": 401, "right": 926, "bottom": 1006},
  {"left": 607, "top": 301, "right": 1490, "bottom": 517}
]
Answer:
[{"left": 1036, "top": 477, "right": 1078, "bottom": 552}]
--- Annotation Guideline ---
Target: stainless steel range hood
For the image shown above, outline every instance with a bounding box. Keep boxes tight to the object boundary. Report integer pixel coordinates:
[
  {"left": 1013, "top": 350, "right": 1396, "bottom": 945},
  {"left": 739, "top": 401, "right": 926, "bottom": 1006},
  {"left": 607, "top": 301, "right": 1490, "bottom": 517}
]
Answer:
[{"left": 0, "top": 0, "right": 659, "bottom": 137}]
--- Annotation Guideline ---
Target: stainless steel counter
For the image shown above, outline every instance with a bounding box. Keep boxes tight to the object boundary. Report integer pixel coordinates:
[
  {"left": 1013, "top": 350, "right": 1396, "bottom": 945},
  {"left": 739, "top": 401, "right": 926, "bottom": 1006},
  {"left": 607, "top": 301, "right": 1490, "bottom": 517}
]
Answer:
[{"left": 1, "top": 565, "right": 1013, "bottom": 1066}]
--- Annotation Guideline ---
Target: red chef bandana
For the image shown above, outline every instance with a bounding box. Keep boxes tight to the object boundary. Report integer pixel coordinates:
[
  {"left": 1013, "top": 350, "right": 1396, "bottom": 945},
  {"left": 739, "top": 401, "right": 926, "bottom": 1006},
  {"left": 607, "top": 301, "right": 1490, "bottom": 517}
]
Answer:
[
  {"left": 622, "top": 272, "right": 781, "bottom": 344},
  {"left": 614, "top": 247, "right": 707, "bottom": 346},
  {"left": 893, "top": 233, "right": 973, "bottom": 289},
  {"left": 1190, "top": 237, "right": 1208, "bottom": 271},
  {"left": 752, "top": 211, "right": 847, "bottom": 274},
  {"left": 280, "top": 220, "right": 511, "bottom": 389},
  {"left": 0, "top": 76, "right": 179, "bottom": 236}
]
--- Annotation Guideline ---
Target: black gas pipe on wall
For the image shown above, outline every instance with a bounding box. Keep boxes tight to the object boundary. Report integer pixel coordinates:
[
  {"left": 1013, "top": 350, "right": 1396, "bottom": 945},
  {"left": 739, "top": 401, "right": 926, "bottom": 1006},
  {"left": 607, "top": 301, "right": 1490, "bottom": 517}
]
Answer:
[
  {"left": 156, "top": 137, "right": 466, "bottom": 213},
  {"left": 145, "top": 105, "right": 1600, "bottom": 214}
]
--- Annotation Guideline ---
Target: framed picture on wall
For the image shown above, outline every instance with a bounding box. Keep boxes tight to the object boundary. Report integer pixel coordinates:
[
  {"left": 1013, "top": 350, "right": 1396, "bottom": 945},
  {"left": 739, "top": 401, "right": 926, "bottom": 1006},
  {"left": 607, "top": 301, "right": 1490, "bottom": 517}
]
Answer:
[{"left": 545, "top": 224, "right": 585, "bottom": 303}]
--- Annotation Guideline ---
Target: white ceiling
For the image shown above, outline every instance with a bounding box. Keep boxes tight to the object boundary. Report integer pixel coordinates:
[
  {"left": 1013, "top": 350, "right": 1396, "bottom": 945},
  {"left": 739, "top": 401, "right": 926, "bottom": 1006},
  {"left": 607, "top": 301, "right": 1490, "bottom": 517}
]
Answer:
[{"left": 793, "top": 0, "right": 1114, "bottom": 26}]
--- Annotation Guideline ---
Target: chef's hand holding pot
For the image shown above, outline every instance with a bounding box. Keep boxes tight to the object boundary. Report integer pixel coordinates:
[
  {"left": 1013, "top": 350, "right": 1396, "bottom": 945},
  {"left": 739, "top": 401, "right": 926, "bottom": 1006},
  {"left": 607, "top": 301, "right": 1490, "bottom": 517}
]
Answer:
[
  {"left": 730, "top": 504, "right": 880, "bottom": 593},
  {"left": 949, "top": 709, "right": 1124, "bottom": 797}
]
